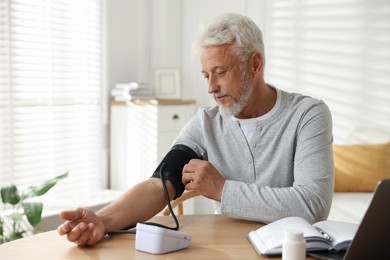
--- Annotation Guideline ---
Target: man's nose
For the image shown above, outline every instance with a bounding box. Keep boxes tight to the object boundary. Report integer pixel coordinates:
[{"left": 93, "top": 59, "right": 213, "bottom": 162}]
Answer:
[{"left": 207, "top": 75, "right": 220, "bottom": 94}]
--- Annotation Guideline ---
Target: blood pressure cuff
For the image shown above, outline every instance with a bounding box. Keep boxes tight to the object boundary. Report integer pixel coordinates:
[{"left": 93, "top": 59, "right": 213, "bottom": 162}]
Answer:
[{"left": 151, "top": 144, "right": 201, "bottom": 199}]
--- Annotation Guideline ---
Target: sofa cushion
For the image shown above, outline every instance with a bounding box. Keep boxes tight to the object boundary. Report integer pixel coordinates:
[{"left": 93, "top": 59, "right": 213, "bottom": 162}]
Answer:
[{"left": 333, "top": 142, "right": 390, "bottom": 192}]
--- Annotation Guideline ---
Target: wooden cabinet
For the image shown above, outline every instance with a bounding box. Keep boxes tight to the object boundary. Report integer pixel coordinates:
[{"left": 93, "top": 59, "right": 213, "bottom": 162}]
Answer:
[{"left": 110, "top": 99, "right": 196, "bottom": 191}]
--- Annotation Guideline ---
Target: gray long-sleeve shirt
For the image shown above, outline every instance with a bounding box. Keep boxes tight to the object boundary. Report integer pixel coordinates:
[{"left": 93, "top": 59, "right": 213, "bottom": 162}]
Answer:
[{"left": 173, "top": 87, "right": 334, "bottom": 224}]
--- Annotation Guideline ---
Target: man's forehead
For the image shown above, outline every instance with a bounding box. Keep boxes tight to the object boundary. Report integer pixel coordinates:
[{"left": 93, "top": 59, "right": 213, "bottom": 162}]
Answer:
[
  {"left": 200, "top": 45, "right": 238, "bottom": 70},
  {"left": 201, "top": 45, "right": 232, "bottom": 57}
]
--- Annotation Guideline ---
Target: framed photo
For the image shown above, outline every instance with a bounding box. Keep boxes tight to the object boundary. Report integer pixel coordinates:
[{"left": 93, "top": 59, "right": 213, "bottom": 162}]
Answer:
[{"left": 154, "top": 68, "right": 181, "bottom": 99}]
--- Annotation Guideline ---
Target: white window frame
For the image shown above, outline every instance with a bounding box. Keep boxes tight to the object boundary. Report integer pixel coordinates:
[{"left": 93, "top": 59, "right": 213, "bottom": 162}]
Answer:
[
  {"left": 264, "top": 0, "right": 390, "bottom": 144},
  {"left": 0, "top": 0, "right": 109, "bottom": 209}
]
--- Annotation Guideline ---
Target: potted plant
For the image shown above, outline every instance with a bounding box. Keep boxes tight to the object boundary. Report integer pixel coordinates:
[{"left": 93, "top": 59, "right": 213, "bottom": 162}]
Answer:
[{"left": 0, "top": 172, "right": 68, "bottom": 243}]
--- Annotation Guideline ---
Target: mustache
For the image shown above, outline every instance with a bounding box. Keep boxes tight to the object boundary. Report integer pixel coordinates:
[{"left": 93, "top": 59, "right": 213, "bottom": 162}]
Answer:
[{"left": 214, "top": 91, "right": 232, "bottom": 99}]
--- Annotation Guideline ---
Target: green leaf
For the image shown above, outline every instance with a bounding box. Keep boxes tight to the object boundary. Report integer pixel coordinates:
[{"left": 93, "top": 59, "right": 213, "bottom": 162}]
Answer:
[
  {"left": 23, "top": 202, "right": 43, "bottom": 227},
  {"left": 22, "top": 172, "right": 69, "bottom": 199},
  {"left": 8, "top": 212, "right": 24, "bottom": 224},
  {"left": 1, "top": 185, "right": 21, "bottom": 205},
  {"left": 0, "top": 218, "right": 3, "bottom": 238},
  {"left": 8, "top": 231, "right": 24, "bottom": 241}
]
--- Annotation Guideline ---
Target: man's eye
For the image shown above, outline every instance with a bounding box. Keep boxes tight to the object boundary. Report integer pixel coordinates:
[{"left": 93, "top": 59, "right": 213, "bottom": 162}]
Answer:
[
  {"left": 203, "top": 75, "right": 209, "bottom": 80},
  {"left": 216, "top": 71, "right": 226, "bottom": 77}
]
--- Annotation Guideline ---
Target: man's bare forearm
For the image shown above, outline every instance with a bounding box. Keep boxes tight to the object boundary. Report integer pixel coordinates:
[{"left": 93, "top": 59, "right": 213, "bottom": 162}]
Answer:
[{"left": 96, "top": 178, "right": 175, "bottom": 234}]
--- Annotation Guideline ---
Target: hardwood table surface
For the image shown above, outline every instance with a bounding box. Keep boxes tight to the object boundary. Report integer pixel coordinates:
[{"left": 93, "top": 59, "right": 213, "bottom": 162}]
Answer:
[{"left": 0, "top": 214, "right": 316, "bottom": 259}]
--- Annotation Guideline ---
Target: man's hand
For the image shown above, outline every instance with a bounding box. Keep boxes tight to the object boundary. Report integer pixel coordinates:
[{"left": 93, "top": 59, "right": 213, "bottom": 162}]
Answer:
[
  {"left": 182, "top": 159, "right": 226, "bottom": 201},
  {"left": 57, "top": 208, "right": 106, "bottom": 246}
]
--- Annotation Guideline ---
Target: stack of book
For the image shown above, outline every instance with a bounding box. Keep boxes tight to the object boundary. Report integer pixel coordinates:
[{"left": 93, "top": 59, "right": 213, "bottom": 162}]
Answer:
[{"left": 111, "top": 82, "right": 155, "bottom": 101}]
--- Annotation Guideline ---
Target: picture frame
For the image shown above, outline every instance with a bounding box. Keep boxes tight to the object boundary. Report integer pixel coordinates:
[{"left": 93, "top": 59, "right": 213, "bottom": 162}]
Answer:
[{"left": 154, "top": 68, "right": 181, "bottom": 99}]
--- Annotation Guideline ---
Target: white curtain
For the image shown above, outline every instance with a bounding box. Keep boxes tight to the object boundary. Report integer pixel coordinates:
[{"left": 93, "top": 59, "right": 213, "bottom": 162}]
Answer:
[
  {"left": 264, "top": 0, "right": 390, "bottom": 144},
  {"left": 0, "top": 0, "right": 104, "bottom": 199}
]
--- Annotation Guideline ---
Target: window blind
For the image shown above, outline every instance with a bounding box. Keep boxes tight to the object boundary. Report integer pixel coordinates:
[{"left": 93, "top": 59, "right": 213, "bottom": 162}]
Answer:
[
  {"left": 264, "top": 0, "right": 390, "bottom": 144},
  {"left": 0, "top": 0, "right": 103, "bottom": 200}
]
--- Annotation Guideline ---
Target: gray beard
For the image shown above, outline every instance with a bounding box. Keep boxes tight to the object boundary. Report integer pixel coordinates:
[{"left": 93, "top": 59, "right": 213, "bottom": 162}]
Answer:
[{"left": 218, "top": 72, "right": 253, "bottom": 118}]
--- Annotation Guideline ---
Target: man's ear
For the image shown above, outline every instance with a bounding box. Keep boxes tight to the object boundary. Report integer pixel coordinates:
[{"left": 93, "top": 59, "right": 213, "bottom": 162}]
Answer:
[{"left": 251, "top": 52, "right": 263, "bottom": 75}]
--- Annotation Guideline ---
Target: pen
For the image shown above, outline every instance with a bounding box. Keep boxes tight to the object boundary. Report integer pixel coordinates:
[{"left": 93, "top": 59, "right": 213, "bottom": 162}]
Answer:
[{"left": 315, "top": 227, "right": 333, "bottom": 242}]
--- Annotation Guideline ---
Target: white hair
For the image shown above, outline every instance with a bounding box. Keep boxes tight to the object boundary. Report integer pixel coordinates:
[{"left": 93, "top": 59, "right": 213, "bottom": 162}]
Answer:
[{"left": 193, "top": 13, "right": 265, "bottom": 66}]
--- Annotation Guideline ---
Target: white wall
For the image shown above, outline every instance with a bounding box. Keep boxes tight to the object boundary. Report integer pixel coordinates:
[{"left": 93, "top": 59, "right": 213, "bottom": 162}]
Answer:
[
  {"left": 105, "top": 0, "right": 266, "bottom": 108},
  {"left": 105, "top": 0, "right": 140, "bottom": 87}
]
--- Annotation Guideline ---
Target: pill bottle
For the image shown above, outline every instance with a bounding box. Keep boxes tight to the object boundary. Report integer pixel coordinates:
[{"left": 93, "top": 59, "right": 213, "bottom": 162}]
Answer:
[{"left": 282, "top": 229, "right": 306, "bottom": 260}]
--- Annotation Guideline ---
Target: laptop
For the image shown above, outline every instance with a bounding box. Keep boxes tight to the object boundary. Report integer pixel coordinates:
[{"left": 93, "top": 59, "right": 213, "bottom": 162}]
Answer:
[{"left": 308, "top": 179, "right": 390, "bottom": 260}]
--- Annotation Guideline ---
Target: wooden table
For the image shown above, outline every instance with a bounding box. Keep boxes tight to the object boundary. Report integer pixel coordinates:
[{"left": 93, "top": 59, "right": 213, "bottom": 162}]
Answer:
[{"left": 0, "top": 214, "right": 315, "bottom": 259}]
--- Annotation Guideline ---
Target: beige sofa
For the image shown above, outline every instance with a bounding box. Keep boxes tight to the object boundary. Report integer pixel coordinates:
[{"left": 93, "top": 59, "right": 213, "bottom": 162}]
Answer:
[{"left": 328, "top": 142, "right": 390, "bottom": 223}]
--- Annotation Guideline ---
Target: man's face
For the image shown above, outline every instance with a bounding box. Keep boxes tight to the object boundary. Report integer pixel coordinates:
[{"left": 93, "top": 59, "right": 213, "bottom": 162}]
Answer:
[{"left": 200, "top": 45, "right": 253, "bottom": 117}]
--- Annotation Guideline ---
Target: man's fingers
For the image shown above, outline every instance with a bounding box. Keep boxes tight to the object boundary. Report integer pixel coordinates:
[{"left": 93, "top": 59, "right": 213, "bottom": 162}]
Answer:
[
  {"left": 182, "top": 159, "right": 203, "bottom": 172},
  {"left": 57, "top": 223, "right": 70, "bottom": 235},
  {"left": 74, "top": 224, "right": 93, "bottom": 246},
  {"left": 185, "top": 181, "right": 195, "bottom": 191},
  {"left": 65, "top": 222, "right": 89, "bottom": 243},
  {"left": 59, "top": 208, "right": 83, "bottom": 221},
  {"left": 182, "top": 171, "right": 196, "bottom": 186},
  {"left": 86, "top": 223, "right": 101, "bottom": 246},
  {"left": 57, "top": 220, "right": 77, "bottom": 235}
]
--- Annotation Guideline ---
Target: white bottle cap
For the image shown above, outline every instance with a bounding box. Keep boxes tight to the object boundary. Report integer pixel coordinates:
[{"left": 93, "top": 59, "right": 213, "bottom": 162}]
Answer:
[{"left": 285, "top": 229, "right": 304, "bottom": 241}]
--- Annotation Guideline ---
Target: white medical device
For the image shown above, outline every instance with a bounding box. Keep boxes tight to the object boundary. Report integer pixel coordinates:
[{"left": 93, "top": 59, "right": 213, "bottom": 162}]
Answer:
[{"left": 135, "top": 223, "right": 191, "bottom": 254}]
